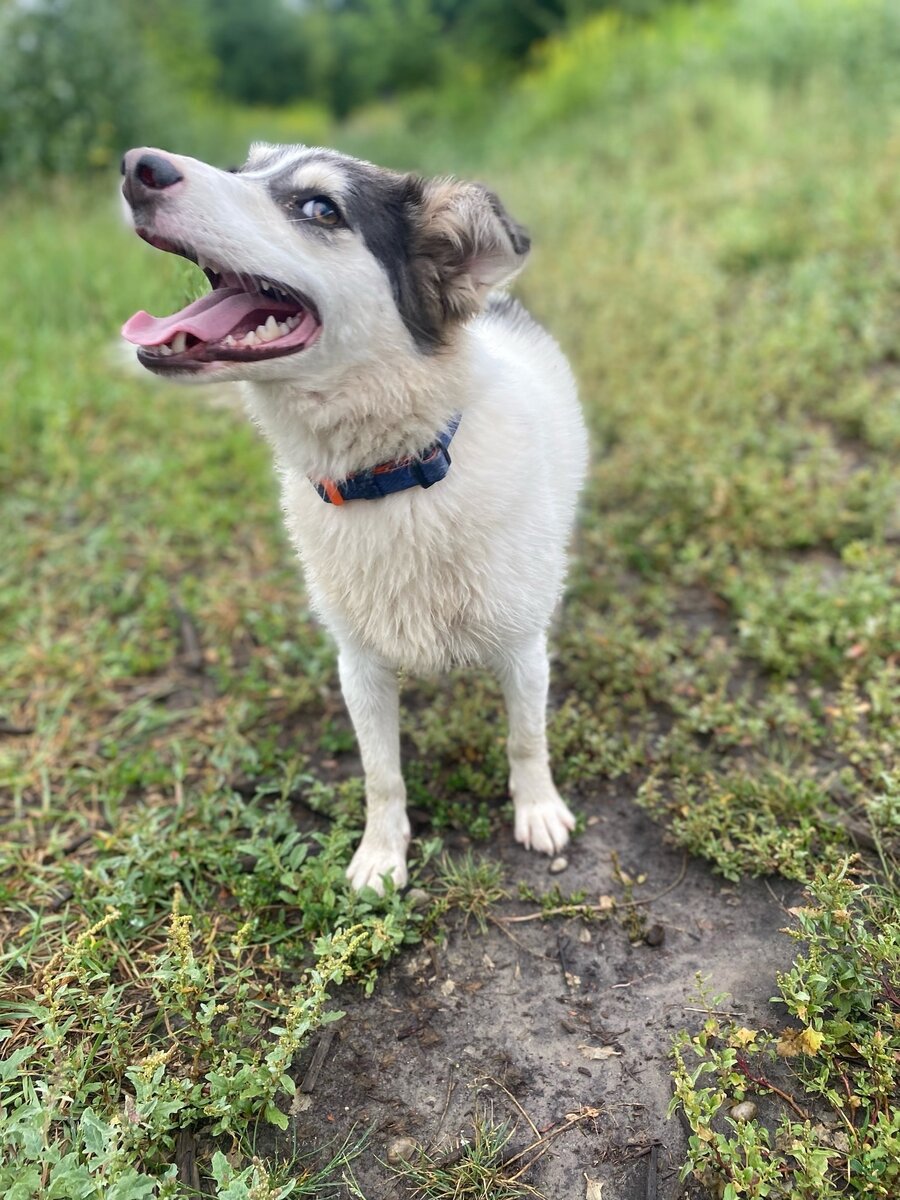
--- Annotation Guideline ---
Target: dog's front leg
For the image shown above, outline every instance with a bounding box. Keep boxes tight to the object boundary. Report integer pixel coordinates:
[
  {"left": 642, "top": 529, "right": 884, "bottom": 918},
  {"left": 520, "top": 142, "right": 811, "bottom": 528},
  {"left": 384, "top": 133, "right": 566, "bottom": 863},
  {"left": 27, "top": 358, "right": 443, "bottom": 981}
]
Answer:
[
  {"left": 494, "top": 633, "right": 575, "bottom": 856},
  {"left": 338, "top": 641, "right": 410, "bottom": 894}
]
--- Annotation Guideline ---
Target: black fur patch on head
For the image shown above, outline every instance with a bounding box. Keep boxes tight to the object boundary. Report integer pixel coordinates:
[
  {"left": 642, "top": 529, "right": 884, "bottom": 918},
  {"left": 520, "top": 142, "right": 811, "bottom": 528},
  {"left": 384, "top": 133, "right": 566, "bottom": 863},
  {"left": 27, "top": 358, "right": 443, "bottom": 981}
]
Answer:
[
  {"left": 325, "top": 164, "right": 447, "bottom": 350},
  {"left": 262, "top": 152, "right": 446, "bottom": 350},
  {"left": 260, "top": 149, "right": 530, "bottom": 353}
]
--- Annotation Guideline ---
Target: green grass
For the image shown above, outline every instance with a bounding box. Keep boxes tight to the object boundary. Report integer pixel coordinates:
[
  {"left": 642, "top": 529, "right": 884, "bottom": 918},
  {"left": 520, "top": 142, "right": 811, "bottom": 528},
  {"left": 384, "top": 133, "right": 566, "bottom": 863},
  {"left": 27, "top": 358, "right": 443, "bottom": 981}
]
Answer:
[
  {"left": 2, "top": 1, "right": 900, "bottom": 1195},
  {"left": 380, "top": 1115, "right": 543, "bottom": 1200}
]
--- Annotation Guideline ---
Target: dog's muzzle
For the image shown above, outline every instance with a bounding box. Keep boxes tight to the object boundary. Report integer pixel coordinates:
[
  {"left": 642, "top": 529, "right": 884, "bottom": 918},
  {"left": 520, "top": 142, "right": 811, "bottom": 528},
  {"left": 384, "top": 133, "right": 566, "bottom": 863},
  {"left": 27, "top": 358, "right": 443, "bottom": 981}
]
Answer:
[{"left": 119, "top": 146, "right": 323, "bottom": 370}]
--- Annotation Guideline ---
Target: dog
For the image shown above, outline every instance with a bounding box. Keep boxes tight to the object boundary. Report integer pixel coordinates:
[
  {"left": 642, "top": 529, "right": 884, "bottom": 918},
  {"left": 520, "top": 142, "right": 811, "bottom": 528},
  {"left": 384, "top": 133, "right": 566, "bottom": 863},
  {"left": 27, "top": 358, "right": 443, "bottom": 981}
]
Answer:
[{"left": 120, "top": 142, "right": 588, "bottom": 893}]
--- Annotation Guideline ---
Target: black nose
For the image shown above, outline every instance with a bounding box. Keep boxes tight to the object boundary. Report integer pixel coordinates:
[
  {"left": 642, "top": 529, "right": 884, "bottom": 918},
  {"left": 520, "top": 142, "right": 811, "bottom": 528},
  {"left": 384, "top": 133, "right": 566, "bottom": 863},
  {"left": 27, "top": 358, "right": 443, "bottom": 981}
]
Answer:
[{"left": 132, "top": 153, "right": 183, "bottom": 190}]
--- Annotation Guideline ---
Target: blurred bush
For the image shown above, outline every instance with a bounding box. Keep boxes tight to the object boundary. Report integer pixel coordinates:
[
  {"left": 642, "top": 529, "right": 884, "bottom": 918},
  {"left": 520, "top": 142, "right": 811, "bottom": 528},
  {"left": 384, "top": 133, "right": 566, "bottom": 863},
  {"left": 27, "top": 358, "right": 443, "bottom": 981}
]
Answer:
[
  {"left": 0, "top": 0, "right": 205, "bottom": 176},
  {"left": 181, "top": 99, "right": 333, "bottom": 169},
  {"left": 4, "top": 0, "right": 900, "bottom": 181},
  {"left": 0, "top": 0, "right": 698, "bottom": 179},
  {"left": 503, "top": 0, "right": 900, "bottom": 137},
  {"left": 0, "top": 0, "right": 137, "bottom": 174},
  {"left": 340, "top": 0, "right": 900, "bottom": 170}
]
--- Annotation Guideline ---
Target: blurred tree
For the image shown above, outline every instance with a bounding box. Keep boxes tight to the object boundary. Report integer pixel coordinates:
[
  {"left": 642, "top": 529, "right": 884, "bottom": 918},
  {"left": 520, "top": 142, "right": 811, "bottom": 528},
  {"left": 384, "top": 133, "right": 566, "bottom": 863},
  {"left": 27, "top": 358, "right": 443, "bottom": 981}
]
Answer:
[
  {"left": 207, "top": 0, "right": 311, "bottom": 106},
  {"left": 446, "top": 0, "right": 683, "bottom": 69},
  {"left": 122, "top": 0, "right": 217, "bottom": 96},
  {"left": 0, "top": 0, "right": 695, "bottom": 177},
  {"left": 298, "top": 0, "right": 688, "bottom": 111},
  {"left": 0, "top": 0, "right": 187, "bottom": 175},
  {"left": 453, "top": 0, "right": 569, "bottom": 67},
  {"left": 297, "top": 0, "right": 444, "bottom": 116}
]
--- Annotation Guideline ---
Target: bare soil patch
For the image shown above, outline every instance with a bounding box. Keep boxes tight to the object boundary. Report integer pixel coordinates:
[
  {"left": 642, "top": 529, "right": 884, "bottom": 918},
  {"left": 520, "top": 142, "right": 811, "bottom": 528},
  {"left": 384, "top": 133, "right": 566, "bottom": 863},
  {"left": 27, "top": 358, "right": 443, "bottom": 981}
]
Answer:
[{"left": 276, "top": 793, "right": 801, "bottom": 1198}]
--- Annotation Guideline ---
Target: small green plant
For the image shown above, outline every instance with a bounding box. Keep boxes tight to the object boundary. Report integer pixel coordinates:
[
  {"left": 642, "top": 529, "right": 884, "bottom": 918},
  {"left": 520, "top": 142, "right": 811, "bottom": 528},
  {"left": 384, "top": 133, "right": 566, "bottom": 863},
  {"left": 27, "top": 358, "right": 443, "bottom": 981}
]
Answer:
[
  {"left": 386, "top": 1114, "right": 543, "bottom": 1200},
  {"left": 433, "top": 852, "right": 509, "bottom": 933},
  {"left": 670, "top": 861, "right": 900, "bottom": 1199},
  {"left": 0, "top": 791, "right": 422, "bottom": 1196},
  {"left": 207, "top": 1131, "right": 369, "bottom": 1199},
  {"left": 516, "top": 880, "right": 591, "bottom": 916}
]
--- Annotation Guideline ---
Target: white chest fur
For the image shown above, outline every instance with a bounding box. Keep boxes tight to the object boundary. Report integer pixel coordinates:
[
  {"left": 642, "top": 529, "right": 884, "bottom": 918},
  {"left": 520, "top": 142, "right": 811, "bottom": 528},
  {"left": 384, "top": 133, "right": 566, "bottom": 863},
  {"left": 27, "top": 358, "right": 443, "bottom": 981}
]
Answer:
[{"left": 248, "top": 318, "right": 587, "bottom": 673}]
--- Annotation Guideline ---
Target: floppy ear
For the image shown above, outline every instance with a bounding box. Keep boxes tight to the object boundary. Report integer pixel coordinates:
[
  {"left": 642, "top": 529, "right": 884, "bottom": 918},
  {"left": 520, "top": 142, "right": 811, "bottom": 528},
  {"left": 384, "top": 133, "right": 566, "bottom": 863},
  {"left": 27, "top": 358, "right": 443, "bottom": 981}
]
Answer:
[{"left": 411, "top": 178, "right": 531, "bottom": 328}]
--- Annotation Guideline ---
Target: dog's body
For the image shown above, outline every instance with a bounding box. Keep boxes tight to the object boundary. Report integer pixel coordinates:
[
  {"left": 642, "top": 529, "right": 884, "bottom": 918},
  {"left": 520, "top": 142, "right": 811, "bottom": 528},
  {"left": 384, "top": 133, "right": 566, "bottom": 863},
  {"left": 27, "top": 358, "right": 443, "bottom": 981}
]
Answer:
[{"left": 121, "top": 143, "right": 587, "bottom": 891}]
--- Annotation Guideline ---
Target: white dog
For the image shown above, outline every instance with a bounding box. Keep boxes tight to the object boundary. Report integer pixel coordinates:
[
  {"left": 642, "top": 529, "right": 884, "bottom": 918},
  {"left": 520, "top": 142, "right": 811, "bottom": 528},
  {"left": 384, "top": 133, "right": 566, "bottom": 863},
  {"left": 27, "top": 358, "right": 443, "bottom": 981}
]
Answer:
[{"left": 120, "top": 143, "right": 588, "bottom": 893}]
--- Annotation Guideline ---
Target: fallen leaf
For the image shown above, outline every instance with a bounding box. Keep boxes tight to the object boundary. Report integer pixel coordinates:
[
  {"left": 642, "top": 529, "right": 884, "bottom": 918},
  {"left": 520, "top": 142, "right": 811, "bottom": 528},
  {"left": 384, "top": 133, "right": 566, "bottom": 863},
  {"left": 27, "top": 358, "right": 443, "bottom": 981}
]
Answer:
[
  {"left": 731, "top": 1027, "right": 758, "bottom": 1047},
  {"left": 776, "top": 1027, "right": 802, "bottom": 1057},
  {"left": 584, "top": 1174, "right": 604, "bottom": 1199},
  {"left": 578, "top": 1043, "right": 620, "bottom": 1061}
]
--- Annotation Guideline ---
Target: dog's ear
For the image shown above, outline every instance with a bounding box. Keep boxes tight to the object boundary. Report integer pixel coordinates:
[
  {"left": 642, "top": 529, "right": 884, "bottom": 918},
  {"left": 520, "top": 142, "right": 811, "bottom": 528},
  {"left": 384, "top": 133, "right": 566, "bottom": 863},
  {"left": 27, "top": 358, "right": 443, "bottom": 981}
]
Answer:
[{"left": 411, "top": 178, "right": 531, "bottom": 328}]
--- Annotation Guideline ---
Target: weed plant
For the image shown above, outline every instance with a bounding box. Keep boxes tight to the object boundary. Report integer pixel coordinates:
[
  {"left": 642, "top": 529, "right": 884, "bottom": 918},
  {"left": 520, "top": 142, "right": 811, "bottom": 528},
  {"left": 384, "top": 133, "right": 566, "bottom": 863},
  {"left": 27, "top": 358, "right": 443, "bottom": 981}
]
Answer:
[{"left": 672, "top": 862, "right": 900, "bottom": 1199}]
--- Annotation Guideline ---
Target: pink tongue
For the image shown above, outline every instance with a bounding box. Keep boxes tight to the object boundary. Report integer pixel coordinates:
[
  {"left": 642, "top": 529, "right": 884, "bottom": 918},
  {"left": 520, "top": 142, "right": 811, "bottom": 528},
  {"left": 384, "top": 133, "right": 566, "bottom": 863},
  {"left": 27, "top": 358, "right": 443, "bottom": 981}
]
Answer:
[{"left": 122, "top": 289, "right": 297, "bottom": 347}]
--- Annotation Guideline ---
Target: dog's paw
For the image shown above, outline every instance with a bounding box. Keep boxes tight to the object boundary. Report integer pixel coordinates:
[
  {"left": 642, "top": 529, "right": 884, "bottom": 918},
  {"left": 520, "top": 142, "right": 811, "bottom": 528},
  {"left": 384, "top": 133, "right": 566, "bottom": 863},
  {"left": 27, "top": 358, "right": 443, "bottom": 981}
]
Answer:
[
  {"left": 346, "top": 839, "right": 409, "bottom": 895},
  {"left": 513, "top": 790, "right": 576, "bottom": 856}
]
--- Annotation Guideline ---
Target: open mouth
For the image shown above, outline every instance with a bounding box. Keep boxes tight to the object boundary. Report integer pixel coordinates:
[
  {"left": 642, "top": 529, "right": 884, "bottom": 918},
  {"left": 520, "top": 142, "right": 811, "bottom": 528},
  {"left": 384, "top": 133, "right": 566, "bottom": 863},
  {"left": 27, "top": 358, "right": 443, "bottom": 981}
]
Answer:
[{"left": 121, "top": 235, "right": 321, "bottom": 370}]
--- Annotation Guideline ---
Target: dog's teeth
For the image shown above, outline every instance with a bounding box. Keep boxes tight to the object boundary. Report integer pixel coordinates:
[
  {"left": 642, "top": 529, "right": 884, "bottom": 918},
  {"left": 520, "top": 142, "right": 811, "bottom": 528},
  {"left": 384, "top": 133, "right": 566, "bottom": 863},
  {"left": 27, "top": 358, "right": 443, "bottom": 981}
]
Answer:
[
  {"left": 170, "top": 332, "right": 187, "bottom": 354},
  {"left": 243, "top": 330, "right": 259, "bottom": 346},
  {"left": 263, "top": 315, "right": 279, "bottom": 340},
  {"left": 158, "top": 345, "right": 172, "bottom": 356},
  {"left": 223, "top": 335, "right": 235, "bottom": 346},
  {"left": 285, "top": 315, "right": 299, "bottom": 330},
  {"left": 276, "top": 320, "right": 290, "bottom": 337},
  {"left": 259, "top": 278, "right": 271, "bottom": 291}
]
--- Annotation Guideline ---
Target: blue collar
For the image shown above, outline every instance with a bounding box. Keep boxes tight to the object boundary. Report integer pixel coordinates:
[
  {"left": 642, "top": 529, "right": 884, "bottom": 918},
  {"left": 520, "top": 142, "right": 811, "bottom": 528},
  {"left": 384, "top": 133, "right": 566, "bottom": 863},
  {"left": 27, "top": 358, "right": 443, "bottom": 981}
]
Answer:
[{"left": 311, "top": 414, "right": 461, "bottom": 505}]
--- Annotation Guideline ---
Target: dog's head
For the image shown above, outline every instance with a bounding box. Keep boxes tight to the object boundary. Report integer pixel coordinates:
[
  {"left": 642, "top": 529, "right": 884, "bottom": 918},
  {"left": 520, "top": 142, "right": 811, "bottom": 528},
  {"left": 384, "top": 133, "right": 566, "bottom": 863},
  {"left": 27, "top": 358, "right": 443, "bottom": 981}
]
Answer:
[{"left": 120, "top": 143, "right": 530, "bottom": 383}]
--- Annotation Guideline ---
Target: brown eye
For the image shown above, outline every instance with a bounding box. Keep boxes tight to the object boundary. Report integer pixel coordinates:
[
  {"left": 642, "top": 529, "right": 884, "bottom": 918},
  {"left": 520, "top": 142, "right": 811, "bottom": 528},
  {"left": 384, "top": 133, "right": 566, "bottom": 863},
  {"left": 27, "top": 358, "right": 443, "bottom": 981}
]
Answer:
[{"left": 300, "top": 196, "right": 341, "bottom": 226}]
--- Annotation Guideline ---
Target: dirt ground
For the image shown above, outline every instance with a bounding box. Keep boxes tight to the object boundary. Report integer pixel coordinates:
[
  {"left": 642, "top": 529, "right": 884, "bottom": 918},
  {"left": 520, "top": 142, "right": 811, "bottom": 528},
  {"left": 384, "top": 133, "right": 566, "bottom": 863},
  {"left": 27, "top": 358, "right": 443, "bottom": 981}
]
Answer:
[{"left": 276, "top": 790, "right": 802, "bottom": 1199}]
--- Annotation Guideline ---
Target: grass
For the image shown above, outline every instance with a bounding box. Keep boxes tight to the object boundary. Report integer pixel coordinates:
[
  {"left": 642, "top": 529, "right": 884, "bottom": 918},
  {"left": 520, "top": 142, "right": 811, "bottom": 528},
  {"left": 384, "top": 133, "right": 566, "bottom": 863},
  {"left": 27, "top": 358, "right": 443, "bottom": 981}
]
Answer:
[
  {"left": 432, "top": 852, "right": 509, "bottom": 934},
  {"left": 1, "top": 0, "right": 900, "bottom": 1195},
  {"left": 381, "top": 1115, "right": 542, "bottom": 1200}
]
